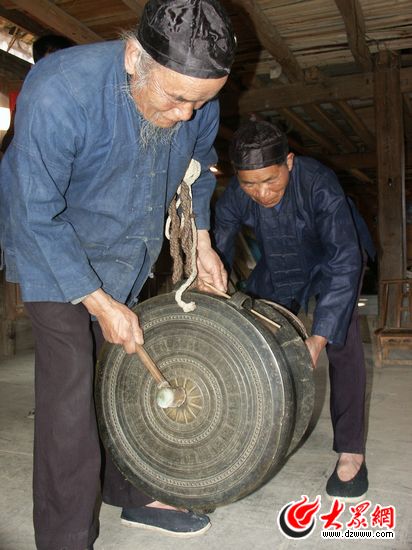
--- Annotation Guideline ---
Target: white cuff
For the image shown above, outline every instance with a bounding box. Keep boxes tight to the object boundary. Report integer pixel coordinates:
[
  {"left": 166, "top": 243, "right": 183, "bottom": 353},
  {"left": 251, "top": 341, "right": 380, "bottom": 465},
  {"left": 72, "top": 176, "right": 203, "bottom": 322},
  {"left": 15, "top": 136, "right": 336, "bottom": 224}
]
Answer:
[{"left": 71, "top": 294, "right": 90, "bottom": 305}]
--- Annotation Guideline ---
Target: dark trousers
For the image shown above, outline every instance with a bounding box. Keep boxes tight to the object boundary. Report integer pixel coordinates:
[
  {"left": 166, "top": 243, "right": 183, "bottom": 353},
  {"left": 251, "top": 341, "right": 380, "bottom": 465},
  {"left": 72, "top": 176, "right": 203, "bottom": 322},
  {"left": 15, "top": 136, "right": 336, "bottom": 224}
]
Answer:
[
  {"left": 25, "top": 302, "right": 152, "bottom": 550},
  {"left": 325, "top": 256, "right": 367, "bottom": 455},
  {"left": 327, "top": 303, "right": 366, "bottom": 454}
]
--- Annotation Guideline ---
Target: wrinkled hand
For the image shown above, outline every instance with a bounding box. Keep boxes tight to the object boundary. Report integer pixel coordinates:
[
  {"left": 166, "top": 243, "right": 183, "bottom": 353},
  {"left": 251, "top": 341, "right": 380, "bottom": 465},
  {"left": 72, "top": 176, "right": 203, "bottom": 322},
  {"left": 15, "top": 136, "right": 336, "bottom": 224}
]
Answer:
[
  {"left": 82, "top": 289, "right": 143, "bottom": 354},
  {"left": 196, "top": 229, "right": 228, "bottom": 293},
  {"left": 305, "top": 334, "right": 328, "bottom": 368}
]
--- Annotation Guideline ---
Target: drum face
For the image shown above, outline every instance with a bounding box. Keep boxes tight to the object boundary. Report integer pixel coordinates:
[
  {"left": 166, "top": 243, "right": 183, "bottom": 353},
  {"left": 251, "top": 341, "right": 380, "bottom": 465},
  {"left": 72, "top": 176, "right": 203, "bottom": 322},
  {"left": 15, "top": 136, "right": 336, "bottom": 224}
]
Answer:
[{"left": 96, "top": 292, "right": 314, "bottom": 510}]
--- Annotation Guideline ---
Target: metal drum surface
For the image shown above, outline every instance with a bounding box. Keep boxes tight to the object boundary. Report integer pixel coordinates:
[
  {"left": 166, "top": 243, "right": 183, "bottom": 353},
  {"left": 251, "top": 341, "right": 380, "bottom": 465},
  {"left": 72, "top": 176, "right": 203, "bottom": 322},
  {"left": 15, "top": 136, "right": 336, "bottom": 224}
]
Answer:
[{"left": 95, "top": 291, "right": 314, "bottom": 510}]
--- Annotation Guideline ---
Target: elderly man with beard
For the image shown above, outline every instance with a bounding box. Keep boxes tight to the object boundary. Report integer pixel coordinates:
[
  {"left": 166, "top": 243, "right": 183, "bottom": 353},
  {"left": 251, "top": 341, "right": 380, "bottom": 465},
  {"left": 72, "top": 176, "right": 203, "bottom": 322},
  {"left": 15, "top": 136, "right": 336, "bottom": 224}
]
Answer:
[{"left": 0, "top": 1, "right": 236, "bottom": 548}]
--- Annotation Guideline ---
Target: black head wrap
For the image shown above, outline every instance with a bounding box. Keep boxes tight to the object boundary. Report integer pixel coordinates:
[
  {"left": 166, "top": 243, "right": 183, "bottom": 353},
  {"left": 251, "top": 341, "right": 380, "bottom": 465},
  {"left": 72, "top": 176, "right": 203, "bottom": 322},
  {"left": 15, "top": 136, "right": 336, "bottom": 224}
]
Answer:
[
  {"left": 137, "top": 0, "right": 236, "bottom": 79},
  {"left": 230, "top": 121, "right": 289, "bottom": 170}
]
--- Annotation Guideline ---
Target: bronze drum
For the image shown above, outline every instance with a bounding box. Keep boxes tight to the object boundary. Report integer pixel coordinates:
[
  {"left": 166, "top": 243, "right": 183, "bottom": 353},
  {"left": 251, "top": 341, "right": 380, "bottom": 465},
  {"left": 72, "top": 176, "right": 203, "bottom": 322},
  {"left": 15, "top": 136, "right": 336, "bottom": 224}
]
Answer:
[{"left": 95, "top": 291, "right": 314, "bottom": 510}]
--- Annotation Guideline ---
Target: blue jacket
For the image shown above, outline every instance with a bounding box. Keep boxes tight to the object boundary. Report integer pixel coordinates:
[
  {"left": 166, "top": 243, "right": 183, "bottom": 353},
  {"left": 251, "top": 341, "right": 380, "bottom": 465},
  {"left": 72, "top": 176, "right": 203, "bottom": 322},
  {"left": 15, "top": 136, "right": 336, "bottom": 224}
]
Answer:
[
  {"left": 0, "top": 41, "right": 219, "bottom": 305},
  {"left": 214, "top": 157, "right": 375, "bottom": 345}
]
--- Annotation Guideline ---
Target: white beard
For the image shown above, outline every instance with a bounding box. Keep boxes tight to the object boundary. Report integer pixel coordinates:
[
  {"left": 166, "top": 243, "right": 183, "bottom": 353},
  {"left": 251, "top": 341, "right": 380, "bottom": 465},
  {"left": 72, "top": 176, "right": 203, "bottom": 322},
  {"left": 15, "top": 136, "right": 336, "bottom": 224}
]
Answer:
[
  {"left": 126, "top": 72, "right": 182, "bottom": 150},
  {"left": 139, "top": 117, "right": 181, "bottom": 150}
]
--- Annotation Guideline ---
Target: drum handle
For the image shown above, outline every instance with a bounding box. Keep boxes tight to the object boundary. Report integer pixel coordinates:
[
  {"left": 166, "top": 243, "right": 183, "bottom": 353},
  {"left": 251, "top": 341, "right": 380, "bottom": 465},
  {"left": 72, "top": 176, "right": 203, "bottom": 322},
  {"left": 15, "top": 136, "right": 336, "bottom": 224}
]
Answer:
[
  {"left": 135, "top": 345, "right": 186, "bottom": 409},
  {"left": 136, "top": 344, "right": 167, "bottom": 385},
  {"left": 202, "top": 282, "right": 281, "bottom": 330}
]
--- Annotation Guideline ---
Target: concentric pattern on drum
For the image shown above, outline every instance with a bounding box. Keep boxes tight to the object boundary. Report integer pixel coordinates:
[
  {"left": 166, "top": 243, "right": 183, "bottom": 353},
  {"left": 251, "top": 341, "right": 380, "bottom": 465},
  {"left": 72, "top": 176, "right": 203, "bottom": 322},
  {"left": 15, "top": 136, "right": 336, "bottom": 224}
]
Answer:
[
  {"left": 95, "top": 291, "right": 311, "bottom": 509},
  {"left": 143, "top": 361, "right": 222, "bottom": 443},
  {"left": 162, "top": 370, "right": 204, "bottom": 424}
]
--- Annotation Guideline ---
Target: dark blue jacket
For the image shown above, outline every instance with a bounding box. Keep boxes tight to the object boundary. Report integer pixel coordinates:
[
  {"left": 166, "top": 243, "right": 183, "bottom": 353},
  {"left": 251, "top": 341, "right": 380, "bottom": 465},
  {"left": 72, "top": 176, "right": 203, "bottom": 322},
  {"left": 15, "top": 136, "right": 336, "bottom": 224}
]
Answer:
[
  {"left": 0, "top": 41, "right": 219, "bottom": 305},
  {"left": 214, "top": 157, "right": 375, "bottom": 345}
]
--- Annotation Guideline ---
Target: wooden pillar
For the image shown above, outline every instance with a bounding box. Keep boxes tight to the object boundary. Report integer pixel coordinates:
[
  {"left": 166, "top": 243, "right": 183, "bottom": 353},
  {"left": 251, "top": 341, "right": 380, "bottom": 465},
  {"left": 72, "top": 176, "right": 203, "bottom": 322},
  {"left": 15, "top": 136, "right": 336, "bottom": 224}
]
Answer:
[
  {"left": 374, "top": 51, "right": 406, "bottom": 284},
  {"left": 0, "top": 272, "right": 30, "bottom": 356},
  {"left": 0, "top": 272, "right": 16, "bottom": 356}
]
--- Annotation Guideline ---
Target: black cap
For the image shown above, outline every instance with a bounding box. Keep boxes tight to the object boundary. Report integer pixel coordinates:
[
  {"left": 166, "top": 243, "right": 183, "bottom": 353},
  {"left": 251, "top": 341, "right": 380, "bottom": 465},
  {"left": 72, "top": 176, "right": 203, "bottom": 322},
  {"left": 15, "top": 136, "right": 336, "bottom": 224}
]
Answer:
[
  {"left": 230, "top": 121, "right": 289, "bottom": 170},
  {"left": 137, "top": 0, "right": 236, "bottom": 79}
]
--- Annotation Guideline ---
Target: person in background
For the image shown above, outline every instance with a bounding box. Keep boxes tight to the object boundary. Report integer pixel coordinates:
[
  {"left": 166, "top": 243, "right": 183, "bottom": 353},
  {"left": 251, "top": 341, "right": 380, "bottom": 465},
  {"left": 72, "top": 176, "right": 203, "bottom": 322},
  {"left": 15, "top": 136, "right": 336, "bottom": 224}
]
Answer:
[
  {"left": 214, "top": 120, "right": 375, "bottom": 504},
  {"left": 0, "top": 34, "right": 75, "bottom": 156},
  {"left": 32, "top": 33, "right": 75, "bottom": 63},
  {"left": 0, "top": 1, "right": 236, "bottom": 548}
]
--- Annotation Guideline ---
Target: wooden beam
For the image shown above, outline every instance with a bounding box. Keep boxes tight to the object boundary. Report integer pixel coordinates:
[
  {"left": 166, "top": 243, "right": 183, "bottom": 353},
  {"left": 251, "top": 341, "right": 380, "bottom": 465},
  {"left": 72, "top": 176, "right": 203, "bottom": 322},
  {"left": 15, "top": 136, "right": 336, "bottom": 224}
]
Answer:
[
  {"left": 216, "top": 131, "right": 377, "bottom": 182},
  {"left": 278, "top": 109, "right": 373, "bottom": 182},
  {"left": 8, "top": 0, "right": 102, "bottom": 44},
  {"left": 0, "top": 5, "right": 47, "bottom": 36},
  {"left": 287, "top": 137, "right": 373, "bottom": 183},
  {"left": 241, "top": 73, "right": 266, "bottom": 90},
  {"left": 330, "top": 150, "right": 412, "bottom": 169},
  {"left": 404, "top": 94, "right": 412, "bottom": 142},
  {"left": 334, "top": 100, "right": 375, "bottom": 150},
  {"left": 303, "top": 104, "right": 356, "bottom": 152},
  {"left": 347, "top": 168, "right": 374, "bottom": 184},
  {"left": 236, "top": 0, "right": 304, "bottom": 83},
  {"left": 330, "top": 152, "right": 376, "bottom": 169},
  {"left": 404, "top": 94, "right": 412, "bottom": 118},
  {"left": 220, "top": 66, "right": 412, "bottom": 115},
  {"left": 288, "top": 137, "right": 412, "bottom": 170},
  {"left": 374, "top": 50, "right": 406, "bottom": 281},
  {"left": 0, "top": 48, "right": 31, "bottom": 82},
  {"left": 278, "top": 107, "right": 335, "bottom": 153},
  {"left": 334, "top": 0, "right": 373, "bottom": 71},
  {"left": 120, "top": 0, "right": 146, "bottom": 18},
  {"left": 330, "top": 152, "right": 377, "bottom": 170}
]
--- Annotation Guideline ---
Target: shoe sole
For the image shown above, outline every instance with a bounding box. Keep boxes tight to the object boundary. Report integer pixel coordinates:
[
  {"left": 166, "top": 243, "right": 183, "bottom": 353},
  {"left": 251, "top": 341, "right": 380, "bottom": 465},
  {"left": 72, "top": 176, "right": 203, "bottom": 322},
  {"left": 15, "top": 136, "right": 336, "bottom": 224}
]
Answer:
[
  {"left": 326, "top": 492, "right": 367, "bottom": 504},
  {"left": 121, "top": 518, "right": 211, "bottom": 538}
]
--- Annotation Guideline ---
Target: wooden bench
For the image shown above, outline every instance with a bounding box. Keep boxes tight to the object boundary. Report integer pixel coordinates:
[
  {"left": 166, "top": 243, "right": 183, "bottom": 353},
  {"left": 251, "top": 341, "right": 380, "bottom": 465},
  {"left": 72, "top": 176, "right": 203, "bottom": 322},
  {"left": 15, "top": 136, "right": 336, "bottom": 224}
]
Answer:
[{"left": 375, "top": 279, "right": 412, "bottom": 366}]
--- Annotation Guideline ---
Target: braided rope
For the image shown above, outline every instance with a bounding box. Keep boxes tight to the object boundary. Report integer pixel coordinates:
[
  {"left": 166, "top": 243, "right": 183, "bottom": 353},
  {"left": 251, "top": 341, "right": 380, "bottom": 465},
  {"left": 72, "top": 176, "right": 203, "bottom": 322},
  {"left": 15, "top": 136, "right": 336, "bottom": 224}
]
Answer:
[{"left": 165, "top": 159, "right": 201, "bottom": 312}]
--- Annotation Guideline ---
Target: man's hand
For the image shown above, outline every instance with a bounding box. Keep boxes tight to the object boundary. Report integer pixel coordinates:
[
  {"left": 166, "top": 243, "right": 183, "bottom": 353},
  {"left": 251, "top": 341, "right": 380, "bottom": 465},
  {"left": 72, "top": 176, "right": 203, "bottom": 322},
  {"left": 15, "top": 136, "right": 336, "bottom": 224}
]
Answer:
[
  {"left": 82, "top": 289, "right": 143, "bottom": 354},
  {"left": 196, "top": 229, "right": 228, "bottom": 293},
  {"left": 305, "top": 334, "right": 328, "bottom": 368}
]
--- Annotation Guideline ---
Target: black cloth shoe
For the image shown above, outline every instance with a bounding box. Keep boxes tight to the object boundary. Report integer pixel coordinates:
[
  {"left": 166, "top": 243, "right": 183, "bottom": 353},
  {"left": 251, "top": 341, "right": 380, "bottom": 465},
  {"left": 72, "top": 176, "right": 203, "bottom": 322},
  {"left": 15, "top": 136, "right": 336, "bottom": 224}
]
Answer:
[
  {"left": 326, "top": 461, "right": 368, "bottom": 503},
  {"left": 121, "top": 507, "right": 211, "bottom": 538}
]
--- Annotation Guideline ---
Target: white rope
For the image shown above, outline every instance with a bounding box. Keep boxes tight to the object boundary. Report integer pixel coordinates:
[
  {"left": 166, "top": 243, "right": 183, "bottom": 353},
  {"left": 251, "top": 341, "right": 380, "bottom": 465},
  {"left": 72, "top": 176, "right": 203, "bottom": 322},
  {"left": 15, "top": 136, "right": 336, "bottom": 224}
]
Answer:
[{"left": 165, "top": 159, "right": 201, "bottom": 312}]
